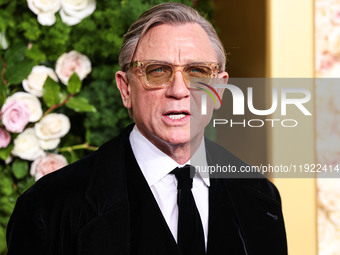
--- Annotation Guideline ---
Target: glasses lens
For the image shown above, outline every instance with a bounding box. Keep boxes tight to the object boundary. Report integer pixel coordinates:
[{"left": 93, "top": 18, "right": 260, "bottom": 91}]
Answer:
[
  {"left": 145, "top": 64, "right": 172, "bottom": 86},
  {"left": 184, "top": 65, "right": 212, "bottom": 78}
]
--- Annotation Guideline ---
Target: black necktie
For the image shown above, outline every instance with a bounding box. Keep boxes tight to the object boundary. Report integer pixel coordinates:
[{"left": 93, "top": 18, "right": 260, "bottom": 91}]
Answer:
[{"left": 171, "top": 165, "right": 206, "bottom": 255}]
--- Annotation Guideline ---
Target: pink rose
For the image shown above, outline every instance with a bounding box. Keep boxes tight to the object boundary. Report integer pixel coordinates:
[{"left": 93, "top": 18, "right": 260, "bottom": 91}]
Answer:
[
  {"left": 1, "top": 100, "right": 30, "bottom": 133},
  {"left": 55, "top": 51, "right": 91, "bottom": 85},
  {"left": 0, "top": 127, "right": 11, "bottom": 148},
  {"left": 315, "top": 52, "right": 336, "bottom": 74},
  {"left": 30, "top": 153, "right": 68, "bottom": 181}
]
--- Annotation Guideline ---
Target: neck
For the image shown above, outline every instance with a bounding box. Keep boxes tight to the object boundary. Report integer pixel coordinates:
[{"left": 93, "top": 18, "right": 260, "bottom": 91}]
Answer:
[{"left": 151, "top": 134, "right": 203, "bottom": 165}]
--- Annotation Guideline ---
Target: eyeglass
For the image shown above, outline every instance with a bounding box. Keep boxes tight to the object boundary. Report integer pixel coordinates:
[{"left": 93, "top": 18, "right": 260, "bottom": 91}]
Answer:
[{"left": 128, "top": 60, "right": 220, "bottom": 89}]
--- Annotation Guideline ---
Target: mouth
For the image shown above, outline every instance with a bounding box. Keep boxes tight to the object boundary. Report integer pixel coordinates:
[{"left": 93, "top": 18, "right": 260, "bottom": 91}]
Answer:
[{"left": 163, "top": 111, "right": 190, "bottom": 120}]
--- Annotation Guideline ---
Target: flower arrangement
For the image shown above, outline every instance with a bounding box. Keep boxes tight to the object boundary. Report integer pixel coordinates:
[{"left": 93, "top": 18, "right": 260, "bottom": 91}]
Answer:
[
  {"left": 315, "top": 0, "right": 340, "bottom": 254},
  {"left": 27, "top": 0, "right": 96, "bottom": 26},
  {"left": 1, "top": 49, "right": 96, "bottom": 177}
]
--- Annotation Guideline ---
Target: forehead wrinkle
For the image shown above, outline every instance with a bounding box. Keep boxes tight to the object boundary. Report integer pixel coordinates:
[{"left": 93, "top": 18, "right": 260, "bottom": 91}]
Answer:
[{"left": 135, "top": 23, "right": 217, "bottom": 64}]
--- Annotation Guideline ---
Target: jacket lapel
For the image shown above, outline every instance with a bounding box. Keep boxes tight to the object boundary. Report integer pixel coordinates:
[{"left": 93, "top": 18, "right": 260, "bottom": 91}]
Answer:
[
  {"left": 78, "top": 124, "right": 180, "bottom": 255},
  {"left": 205, "top": 138, "right": 287, "bottom": 255},
  {"left": 124, "top": 138, "right": 180, "bottom": 255}
]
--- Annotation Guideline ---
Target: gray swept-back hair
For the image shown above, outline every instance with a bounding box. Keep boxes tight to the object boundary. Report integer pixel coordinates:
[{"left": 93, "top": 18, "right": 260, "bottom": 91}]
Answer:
[{"left": 118, "top": 2, "right": 226, "bottom": 72}]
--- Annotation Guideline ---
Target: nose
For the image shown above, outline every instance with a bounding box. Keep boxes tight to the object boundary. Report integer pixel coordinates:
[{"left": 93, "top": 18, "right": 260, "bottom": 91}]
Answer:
[{"left": 165, "top": 70, "right": 190, "bottom": 99}]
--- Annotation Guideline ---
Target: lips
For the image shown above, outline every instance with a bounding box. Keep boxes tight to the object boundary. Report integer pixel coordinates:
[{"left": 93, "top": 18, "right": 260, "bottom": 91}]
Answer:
[
  {"left": 163, "top": 110, "right": 190, "bottom": 122},
  {"left": 164, "top": 110, "right": 189, "bottom": 118},
  {"left": 167, "top": 113, "right": 187, "bottom": 120}
]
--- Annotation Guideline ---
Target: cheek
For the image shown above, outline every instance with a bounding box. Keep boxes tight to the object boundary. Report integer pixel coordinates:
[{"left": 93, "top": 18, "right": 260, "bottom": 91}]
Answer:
[
  {"left": 190, "top": 91, "right": 215, "bottom": 114},
  {"left": 190, "top": 91, "right": 202, "bottom": 111},
  {"left": 190, "top": 92, "right": 215, "bottom": 130},
  {"left": 130, "top": 89, "right": 162, "bottom": 118},
  {"left": 131, "top": 90, "right": 152, "bottom": 109}
]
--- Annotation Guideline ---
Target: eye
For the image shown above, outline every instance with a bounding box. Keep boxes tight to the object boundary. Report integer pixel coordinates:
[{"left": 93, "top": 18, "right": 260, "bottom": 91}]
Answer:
[
  {"left": 152, "top": 67, "right": 164, "bottom": 73},
  {"left": 186, "top": 66, "right": 212, "bottom": 77},
  {"left": 190, "top": 67, "right": 204, "bottom": 73},
  {"left": 146, "top": 64, "right": 171, "bottom": 75}
]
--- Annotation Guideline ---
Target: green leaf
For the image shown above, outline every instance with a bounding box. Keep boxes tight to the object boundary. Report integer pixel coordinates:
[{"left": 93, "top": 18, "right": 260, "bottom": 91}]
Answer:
[
  {"left": 4, "top": 42, "right": 26, "bottom": 64},
  {"left": 17, "top": 177, "right": 35, "bottom": 194},
  {"left": 66, "top": 96, "right": 96, "bottom": 112},
  {"left": 59, "top": 89, "right": 68, "bottom": 103},
  {"left": 70, "top": 150, "right": 80, "bottom": 164},
  {"left": 12, "top": 159, "right": 29, "bottom": 179},
  {"left": 5, "top": 58, "right": 35, "bottom": 85},
  {"left": 0, "top": 172, "right": 14, "bottom": 196},
  {"left": 0, "top": 78, "right": 6, "bottom": 106},
  {"left": 0, "top": 227, "right": 7, "bottom": 255},
  {"left": 0, "top": 144, "right": 13, "bottom": 161},
  {"left": 26, "top": 44, "right": 47, "bottom": 63},
  {"left": 43, "top": 76, "right": 61, "bottom": 107},
  {"left": 67, "top": 72, "right": 81, "bottom": 94},
  {"left": 0, "top": 56, "right": 8, "bottom": 105}
]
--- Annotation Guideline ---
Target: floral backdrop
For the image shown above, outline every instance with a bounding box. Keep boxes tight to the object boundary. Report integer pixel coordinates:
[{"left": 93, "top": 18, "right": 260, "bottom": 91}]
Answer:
[
  {"left": 315, "top": 0, "right": 340, "bottom": 254},
  {"left": 0, "top": 0, "right": 214, "bottom": 254}
]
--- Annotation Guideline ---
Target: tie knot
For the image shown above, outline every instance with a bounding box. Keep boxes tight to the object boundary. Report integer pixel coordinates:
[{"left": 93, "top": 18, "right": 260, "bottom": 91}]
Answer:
[{"left": 171, "top": 165, "right": 195, "bottom": 190}]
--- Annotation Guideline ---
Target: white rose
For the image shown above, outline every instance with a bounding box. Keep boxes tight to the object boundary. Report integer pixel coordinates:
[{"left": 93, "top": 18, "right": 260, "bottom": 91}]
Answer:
[
  {"left": 12, "top": 128, "right": 45, "bottom": 161},
  {"left": 35, "top": 113, "right": 70, "bottom": 140},
  {"left": 55, "top": 51, "right": 91, "bottom": 85},
  {"left": 60, "top": 0, "right": 96, "bottom": 26},
  {"left": 0, "top": 32, "right": 8, "bottom": 50},
  {"left": 39, "top": 138, "right": 60, "bottom": 150},
  {"left": 30, "top": 153, "right": 68, "bottom": 181},
  {"left": 6, "top": 92, "right": 43, "bottom": 122},
  {"left": 27, "top": 0, "right": 61, "bottom": 26},
  {"left": 22, "top": 65, "right": 59, "bottom": 97}
]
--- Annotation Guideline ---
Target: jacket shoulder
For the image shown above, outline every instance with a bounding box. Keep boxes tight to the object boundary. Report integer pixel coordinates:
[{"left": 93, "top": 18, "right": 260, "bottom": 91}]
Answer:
[
  {"left": 23, "top": 128, "right": 128, "bottom": 202},
  {"left": 6, "top": 129, "right": 130, "bottom": 254}
]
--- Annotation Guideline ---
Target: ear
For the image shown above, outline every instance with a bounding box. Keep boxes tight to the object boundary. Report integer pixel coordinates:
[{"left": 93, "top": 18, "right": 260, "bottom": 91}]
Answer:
[
  {"left": 214, "top": 71, "right": 228, "bottom": 110},
  {"left": 116, "top": 71, "right": 132, "bottom": 109}
]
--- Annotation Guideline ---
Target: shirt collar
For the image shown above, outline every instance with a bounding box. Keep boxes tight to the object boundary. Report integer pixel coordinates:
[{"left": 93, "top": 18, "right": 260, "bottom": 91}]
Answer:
[{"left": 129, "top": 125, "right": 210, "bottom": 187}]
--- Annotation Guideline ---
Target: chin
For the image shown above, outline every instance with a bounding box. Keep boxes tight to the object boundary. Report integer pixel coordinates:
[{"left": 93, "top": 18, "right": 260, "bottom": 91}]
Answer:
[{"left": 164, "top": 131, "right": 190, "bottom": 146}]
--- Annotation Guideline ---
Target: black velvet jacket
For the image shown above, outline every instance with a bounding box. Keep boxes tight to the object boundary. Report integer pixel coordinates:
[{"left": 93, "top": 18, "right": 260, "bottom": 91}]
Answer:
[{"left": 6, "top": 124, "right": 287, "bottom": 255}]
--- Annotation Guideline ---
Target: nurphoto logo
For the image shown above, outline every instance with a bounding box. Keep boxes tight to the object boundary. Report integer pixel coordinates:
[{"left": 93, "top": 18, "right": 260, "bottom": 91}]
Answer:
[{"left": 194, "top": 80, "right": 312, "bottom": 128}]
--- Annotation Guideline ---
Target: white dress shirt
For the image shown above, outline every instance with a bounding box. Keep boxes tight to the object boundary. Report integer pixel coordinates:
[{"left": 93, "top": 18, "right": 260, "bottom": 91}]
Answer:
[{"left": 129, "top": 126, "right": 209, "bottom": 249}]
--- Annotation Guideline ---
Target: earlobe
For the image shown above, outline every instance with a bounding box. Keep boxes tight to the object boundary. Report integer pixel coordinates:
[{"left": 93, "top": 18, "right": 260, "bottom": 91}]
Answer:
[
  {"left": 218, "top": 71, "right": 229, "bottom": 83},
  {"left": 116, "top": 71, "right": 132, "bottom": 109}
]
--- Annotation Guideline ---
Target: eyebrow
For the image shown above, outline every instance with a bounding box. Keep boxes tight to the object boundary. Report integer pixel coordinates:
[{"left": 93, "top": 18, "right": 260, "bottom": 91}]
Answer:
[{"left": 139, "top": 60, "right": 216, "bottom": 65}]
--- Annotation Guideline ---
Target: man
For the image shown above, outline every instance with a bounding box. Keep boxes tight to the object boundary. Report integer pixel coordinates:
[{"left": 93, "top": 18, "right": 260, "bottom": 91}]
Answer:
[{"left": 6, "top": 3, "right": 287, "bottom": 255}]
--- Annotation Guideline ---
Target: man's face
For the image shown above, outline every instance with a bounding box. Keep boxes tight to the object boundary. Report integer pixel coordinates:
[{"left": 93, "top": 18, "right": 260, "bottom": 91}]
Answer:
[{"left": 117, "top": 23, "right": 227, "bottom": 153}]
